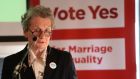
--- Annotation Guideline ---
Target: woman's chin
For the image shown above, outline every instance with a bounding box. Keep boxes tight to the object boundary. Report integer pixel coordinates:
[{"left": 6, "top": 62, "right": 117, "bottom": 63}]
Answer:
[{"left": 36, "top": 43, "right": 47, "bottom": 49}]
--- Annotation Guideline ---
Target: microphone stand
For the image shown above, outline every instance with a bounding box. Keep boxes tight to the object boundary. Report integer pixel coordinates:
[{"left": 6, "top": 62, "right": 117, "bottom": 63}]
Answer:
[
  {"left": 12, "top": 50, "right": 28, "bottom": 79},
  {"left": 12, "top": 36, "right": 37, "bottom": 79}
]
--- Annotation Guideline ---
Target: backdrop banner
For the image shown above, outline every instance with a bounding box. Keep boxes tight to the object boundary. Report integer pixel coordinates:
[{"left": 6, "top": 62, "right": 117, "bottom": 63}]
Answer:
[{"left": 38, "top": 0, "right": 135, "bottom": 79}]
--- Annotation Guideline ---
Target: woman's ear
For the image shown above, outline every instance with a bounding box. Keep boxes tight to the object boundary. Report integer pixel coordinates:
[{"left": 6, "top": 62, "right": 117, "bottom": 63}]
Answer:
[{"left": 23, "top": 31, "right": 28, "bottom": 38}]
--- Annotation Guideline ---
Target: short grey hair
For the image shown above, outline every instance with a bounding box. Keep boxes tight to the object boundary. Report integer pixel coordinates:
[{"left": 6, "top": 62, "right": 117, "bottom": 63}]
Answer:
[{"left": 21, "top": 5, "right": 54, "bottom": 32}]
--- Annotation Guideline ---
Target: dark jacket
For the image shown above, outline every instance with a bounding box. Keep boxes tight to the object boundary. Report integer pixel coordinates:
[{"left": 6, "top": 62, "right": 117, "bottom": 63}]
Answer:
[{"left": 1, "top": 45, "right": 77, "bottom": 79}]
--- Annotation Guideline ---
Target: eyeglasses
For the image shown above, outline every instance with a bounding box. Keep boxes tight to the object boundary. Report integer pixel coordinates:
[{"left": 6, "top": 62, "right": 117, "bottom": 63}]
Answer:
[{"left": 29, "top": 27, "right": 52, "bottom": 37}]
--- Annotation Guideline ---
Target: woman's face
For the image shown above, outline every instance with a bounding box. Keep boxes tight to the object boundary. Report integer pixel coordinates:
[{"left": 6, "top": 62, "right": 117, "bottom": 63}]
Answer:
[{"left": 24, "top": 16, "right": 52, "bottom": 50}]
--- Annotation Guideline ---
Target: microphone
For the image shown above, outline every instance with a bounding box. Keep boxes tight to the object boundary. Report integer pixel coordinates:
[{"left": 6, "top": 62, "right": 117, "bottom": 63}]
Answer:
[{"left": 33, "top": 36, "right": 37, "bottom": 41}]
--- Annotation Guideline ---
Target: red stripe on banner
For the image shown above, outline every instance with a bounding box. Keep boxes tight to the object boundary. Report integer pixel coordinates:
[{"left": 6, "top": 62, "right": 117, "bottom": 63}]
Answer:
[
  {"left": 29, "top": 0, "right": 40, "bottom": 7},
  {"left": 124, "top": 0, "right": 136, "bottom": 78},
  {"left": 52, "top": 28, "right": 126, "bottom": 40},
  {"left": 77, "top": 70, "right": 136, "bottom": 79}
]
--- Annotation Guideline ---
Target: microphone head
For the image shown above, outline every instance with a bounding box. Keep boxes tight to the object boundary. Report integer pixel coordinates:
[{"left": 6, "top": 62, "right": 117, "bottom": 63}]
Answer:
[{"left": 33, "top": 36, "right": 37, "bottom": 41}]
